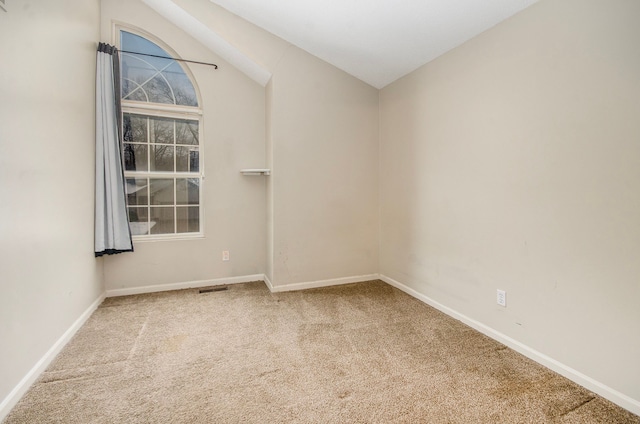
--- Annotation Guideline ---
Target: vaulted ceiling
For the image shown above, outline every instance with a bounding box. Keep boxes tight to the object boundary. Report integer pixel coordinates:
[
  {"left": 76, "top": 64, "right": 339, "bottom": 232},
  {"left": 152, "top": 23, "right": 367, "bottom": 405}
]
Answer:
[{"left": 207, "top": 0, "right": 540, "bottom": 88}]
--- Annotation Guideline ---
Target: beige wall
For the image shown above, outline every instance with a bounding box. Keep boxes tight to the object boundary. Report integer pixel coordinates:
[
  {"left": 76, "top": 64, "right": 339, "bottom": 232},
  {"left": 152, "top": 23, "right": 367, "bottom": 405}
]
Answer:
[
  {"left": 380, "top": 0, "right": 640, "bottom": 405},
  {"left": 177, "top": 0, "right": 380, "bottom": 289},
  {"left": 103, "top": 0, "right": 380, "bottom": 290},
  {"left": 0, "top": 0, "right": 103, "bottom": 410},
  {"left": 101, "top": 0, "right": 267, "bottom": 290},
  {"left": 269, "top": 47, "right": 379, "bottom": 286}
]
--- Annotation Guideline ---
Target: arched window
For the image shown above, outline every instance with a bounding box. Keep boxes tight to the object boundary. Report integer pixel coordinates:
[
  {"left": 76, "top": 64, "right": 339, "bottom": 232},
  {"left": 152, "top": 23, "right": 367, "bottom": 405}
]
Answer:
[
  {"left": 121, "top": 31, "right": 198, "bottom": 106},
  {"left": 119, "top": 29, "right": 203, "bottom": 238}
]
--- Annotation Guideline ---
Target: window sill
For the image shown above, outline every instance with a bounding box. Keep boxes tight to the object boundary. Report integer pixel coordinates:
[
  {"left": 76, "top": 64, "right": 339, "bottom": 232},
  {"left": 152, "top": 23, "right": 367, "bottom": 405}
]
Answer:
[{"left": 132, "top": 233, "right": 205, "bottom": 243}]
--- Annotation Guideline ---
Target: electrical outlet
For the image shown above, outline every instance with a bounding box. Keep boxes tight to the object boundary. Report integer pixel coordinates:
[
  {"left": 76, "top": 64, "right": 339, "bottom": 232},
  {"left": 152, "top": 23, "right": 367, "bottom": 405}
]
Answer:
[
  {"left": 222, "top": 250, "right": 230, "bottom": 261},
  {"left": 497, "top": 289, "right": 506, "bottom": 307}
]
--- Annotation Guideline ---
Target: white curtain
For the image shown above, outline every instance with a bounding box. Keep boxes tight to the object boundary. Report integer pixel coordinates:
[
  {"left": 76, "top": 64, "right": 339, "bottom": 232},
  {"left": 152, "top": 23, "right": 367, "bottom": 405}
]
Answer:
[{"left": 95, "top": 43, "right": 133, "bottom": 256}]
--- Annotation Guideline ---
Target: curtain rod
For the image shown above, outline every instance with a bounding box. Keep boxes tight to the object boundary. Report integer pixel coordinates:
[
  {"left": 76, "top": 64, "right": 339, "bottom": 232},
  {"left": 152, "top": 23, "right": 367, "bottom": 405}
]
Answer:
[{"left": 120, "top": 50, "right": 218, "bottom": 69}]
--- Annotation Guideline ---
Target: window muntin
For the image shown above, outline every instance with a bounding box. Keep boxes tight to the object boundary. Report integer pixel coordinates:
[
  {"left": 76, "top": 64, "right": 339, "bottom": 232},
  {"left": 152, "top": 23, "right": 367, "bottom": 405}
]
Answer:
[
  {"left": 119, "top": 29, "right": 203, "bottom": 238},
  {"left": 126, "top": 177, "right": 200, "bottom": 236},
  {"left": 123, "top": 113, "right": 200, "bottom": 173}
]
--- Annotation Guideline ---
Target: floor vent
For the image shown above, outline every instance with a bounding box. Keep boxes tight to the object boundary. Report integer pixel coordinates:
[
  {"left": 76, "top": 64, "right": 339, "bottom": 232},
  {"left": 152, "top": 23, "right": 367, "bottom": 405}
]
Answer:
[{"left": 199, "top": 286, "right": 229, "bottom": 294}]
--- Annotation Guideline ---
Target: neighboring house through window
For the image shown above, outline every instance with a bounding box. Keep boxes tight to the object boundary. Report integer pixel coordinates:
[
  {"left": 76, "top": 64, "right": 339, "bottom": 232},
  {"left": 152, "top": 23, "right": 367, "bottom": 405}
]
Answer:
[{"left": 119, "top": 29, "right": 203, "bottom": 238}]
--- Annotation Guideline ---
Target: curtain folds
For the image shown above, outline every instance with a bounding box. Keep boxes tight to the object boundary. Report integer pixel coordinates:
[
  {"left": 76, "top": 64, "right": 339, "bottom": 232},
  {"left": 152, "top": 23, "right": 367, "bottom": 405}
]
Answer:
[{"left": 95, "top": 43, "right": 133, "bottom": 257}]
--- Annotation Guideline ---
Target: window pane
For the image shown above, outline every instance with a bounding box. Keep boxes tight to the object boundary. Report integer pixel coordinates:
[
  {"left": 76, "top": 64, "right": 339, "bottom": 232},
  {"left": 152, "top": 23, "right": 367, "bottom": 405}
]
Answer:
[
  {"left": 128, "top": 207, "right": 150, "bottom": 235},
  {"left": 150, "top": 207, "right": 174, "bottom": 234},
  {"left": 176, "top": 120, "right": 198, "bottom": 145},
  {"left": 164, "top": 62, "right": 198, "bottom": 107},
  {"left": 150, "top": 117, "right": 174, "bottom": 144},
  {"left": 176, "top": 147, "right": 199, "bottom": 172},
  {"left": 190, "top": 150, "right": 199, "bottom": 172},
  {"left": 121, "top": 49, "right": 173, "bottom": 103},
  {"left": 177, "top": 207, "right": 199, "bottom": 233},
  {"left": 121, "top": 70, "right": 151, "bottom": 102},
  {"left": 149, "top": 179, "right": 174, "bottom": 205},
  {"left": 124, "top": 144, "right": 148, "bottom": 172},
  {"left": 126, "top": 178, "right": 148, "bottom": 205},
  {"left": 176, "top": 178, "right": 199, "bottom": 205},
  {"left": 125, "top": 85, "right": 148, "bottom": 102},
  {"left": 150, "top": 145, "right": 174, "bottom": 172},
  {"left": 147, "top": 75, "right": 175, "bottom": 104},
  {"left": 123, "top": 114, "right": 147, "bottom": 143}
]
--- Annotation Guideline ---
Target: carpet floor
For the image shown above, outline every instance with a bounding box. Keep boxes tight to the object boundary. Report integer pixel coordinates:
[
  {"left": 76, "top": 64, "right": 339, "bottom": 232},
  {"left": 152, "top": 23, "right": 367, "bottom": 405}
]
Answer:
[{"left": 5, "top": 280, "right": 639, "bottom": 423}]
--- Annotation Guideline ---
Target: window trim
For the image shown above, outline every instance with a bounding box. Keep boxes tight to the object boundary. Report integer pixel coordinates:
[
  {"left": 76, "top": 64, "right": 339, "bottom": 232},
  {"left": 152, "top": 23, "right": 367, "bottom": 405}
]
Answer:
[
  {"left": 121, "top": 102, "right": 203, "bottom": 117},
  {"left": 116, "top": 25, "right": 205, "bottom": 241}
]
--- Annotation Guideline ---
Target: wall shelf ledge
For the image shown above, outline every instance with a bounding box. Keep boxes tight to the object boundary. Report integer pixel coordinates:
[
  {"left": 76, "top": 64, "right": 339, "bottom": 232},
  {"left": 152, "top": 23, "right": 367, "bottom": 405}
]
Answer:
[{"left": 240, "top": 168, "right": 270, "bottom": 176}]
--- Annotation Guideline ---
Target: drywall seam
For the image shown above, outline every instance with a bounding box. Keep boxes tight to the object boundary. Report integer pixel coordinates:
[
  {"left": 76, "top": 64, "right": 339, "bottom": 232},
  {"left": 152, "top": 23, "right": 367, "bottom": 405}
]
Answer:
[
  {"left": 105, "top": 274, "right": 265, "bottom": 297},
  {"left": 267, "top": 274, "right": 380, "bottom": 293},
  {"left": 0, "top": 293, "right": 106, "bottom": 422},
  {"left": 140, "top": 0, "right": 271, "bottom": 86},
  {"left": 379, "top": 274, "right": 640, "bottom": 416}
]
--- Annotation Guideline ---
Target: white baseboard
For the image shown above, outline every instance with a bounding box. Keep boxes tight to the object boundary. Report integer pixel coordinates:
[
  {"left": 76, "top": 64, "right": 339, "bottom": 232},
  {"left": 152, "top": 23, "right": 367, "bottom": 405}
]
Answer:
[
  {"left": 379, "top": 274, "right": 640, "bottom": 416},
  {"left": 267, "top": 273, "right": 380, "bottom": 293},
  {"left": 263, "top": 273, "right": 274, "bottom": 291},
  {"left": 105, "top": 274, "right": 265, "bottom": 297},
  {"left": 0, "top": 293, "right": 106, "bottom": 422}
]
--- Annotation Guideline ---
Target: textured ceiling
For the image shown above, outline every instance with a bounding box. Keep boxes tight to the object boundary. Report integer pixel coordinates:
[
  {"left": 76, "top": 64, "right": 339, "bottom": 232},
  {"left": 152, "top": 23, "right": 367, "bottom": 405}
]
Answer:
[{"left": 208, "top": 0, "right": 539, "bottom": 88}]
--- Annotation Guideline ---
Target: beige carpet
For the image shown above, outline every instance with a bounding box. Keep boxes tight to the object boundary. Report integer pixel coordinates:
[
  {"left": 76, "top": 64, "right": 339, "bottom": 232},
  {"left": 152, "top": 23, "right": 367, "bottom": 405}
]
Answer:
[{"left": 5, "top": 280, "right": 638, "bottom": 423}]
